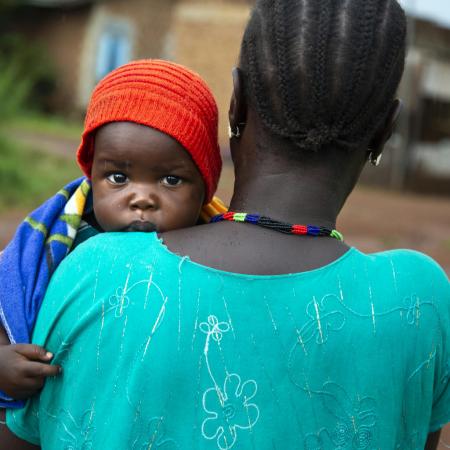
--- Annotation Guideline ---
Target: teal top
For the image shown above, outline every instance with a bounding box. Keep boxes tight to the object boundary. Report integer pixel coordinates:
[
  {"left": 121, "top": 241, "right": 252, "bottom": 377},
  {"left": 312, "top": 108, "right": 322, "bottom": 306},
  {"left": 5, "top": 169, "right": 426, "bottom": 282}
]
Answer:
[{"left": 7, "top": 232, "right": 450, "bottom": 449}]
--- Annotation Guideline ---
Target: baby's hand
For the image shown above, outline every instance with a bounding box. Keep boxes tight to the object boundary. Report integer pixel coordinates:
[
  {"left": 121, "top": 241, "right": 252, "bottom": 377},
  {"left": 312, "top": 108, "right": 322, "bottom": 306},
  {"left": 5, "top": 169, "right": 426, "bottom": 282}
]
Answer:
[{"left": 0, "top": 344, "right": 61, "bottom": 399}]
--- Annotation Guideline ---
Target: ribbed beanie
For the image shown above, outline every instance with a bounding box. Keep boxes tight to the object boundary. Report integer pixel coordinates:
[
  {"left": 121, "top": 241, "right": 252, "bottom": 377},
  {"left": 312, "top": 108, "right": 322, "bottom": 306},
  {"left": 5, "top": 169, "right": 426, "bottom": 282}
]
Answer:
[{"left": 76, "top": 59, "right": 221, "bottom": 203}]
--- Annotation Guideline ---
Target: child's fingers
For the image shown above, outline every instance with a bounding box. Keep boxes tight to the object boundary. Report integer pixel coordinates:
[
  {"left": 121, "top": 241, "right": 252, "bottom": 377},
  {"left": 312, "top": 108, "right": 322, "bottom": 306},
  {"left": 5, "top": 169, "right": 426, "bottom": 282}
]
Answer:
[
  {"left": 12, "top": 344, "right": 53, "bottom": 362},
  {"left": 22, "top": 361, "right": 61, "bottom": 378},
  {"left": 20, "top": 375, "right": 45, "bottom": 392}
]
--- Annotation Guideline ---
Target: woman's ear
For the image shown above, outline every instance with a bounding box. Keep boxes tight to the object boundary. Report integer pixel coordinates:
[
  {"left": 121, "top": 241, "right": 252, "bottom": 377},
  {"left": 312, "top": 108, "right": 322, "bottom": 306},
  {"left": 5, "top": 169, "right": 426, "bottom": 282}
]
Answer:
[
  {"left": 367, "top": 98, "right": 403, "bottom": 162},
  {"left": 228, "top": 67, "right": 247, "bottom": 135}
]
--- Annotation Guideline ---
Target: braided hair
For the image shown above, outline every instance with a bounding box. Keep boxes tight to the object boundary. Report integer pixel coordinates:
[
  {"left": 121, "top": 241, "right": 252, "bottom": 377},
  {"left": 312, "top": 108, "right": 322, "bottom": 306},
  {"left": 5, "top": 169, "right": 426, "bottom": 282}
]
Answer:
[{"left": 239, "top": 0, "right": 407, "bottom": 152}]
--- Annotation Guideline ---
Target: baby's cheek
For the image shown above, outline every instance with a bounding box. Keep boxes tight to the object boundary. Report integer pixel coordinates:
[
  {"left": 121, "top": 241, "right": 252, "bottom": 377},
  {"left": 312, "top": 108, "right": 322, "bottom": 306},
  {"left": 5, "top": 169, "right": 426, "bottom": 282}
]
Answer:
[
  {"left": 182, "top": 198, "right": 204, "bottom": 226},
  {"left": 93, "top": 198, "right": 120, "bottom": 231}
]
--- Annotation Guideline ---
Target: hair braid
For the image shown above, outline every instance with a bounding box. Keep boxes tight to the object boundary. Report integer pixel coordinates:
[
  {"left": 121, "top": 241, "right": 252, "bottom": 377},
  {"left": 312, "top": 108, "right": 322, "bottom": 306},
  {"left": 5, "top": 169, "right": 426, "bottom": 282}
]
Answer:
[
  {"left": 239, "top": 0, "right": 406, "bottom": 153},
  {"left": 346, "top": 2, "right": 406, "bottom": 139},
  {"left": 243, "top": 36, "right": 293, "bottom": 139},
  {"left": 337, "top": 0, "right": 379, "bottom": 129},
  {"left": 272, "top": 0, "right": 302, "bottom": 133},
  {"left": 311, "top": 0, "right": 332, "bottom": 119}
]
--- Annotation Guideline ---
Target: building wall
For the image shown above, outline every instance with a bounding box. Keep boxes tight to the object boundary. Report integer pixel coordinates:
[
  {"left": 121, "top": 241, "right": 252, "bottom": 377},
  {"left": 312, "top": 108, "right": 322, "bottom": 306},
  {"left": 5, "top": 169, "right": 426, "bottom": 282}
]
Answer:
[
  {"left": 77, "top": 0, "right": 177, "bottom": 108},
  {"left": 360, "top": 17, "right": 450, "bottom": 192},
  {"left": 170, "top": 0, "right": 252, "bottom": 145},
  {"left": 13, "top": 6, "right": 91, "bottom": 112},
  {"left": 12, "top": 0, "right": 252, "bottom": 131},
  {"left": 415, "top": 19, "right": 450, "bottom": 58}
]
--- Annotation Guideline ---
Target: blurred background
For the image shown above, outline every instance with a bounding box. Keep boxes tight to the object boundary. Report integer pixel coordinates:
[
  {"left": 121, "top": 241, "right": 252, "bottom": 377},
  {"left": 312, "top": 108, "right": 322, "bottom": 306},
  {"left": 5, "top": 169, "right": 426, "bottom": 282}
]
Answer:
[
  {"left": 0, "top": 0, "right": 449, "bottom": 271},
  {"left": 0, "top": 0, "right": 448, "bottom": 445},
  {"left": 0, "top": 0, "right": 450, "bottom": 250}
]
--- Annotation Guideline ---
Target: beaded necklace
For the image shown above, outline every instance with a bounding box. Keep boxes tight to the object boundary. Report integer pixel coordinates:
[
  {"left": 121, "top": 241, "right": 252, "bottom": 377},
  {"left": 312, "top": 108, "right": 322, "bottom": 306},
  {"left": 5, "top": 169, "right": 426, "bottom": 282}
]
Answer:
[{"left": 211, "top": 211, "right": 344, "bottom": 241}]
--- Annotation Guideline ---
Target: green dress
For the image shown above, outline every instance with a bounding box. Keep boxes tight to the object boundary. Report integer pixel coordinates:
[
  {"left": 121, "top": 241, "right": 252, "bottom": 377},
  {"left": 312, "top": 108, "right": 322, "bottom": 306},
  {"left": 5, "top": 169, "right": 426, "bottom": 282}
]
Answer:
[{"left": 7, "top": 232, "right": 450, "bottom": 449}]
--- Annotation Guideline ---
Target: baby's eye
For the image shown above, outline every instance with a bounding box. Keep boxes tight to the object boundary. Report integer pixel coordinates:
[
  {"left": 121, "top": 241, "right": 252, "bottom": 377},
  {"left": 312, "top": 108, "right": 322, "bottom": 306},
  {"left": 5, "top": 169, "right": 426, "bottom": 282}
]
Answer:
[
  {"left": 162, "top": 175, "right": 183, "bottom": 186},
  {"left": 106, "top": 173, "right": 128, "bottom": 185}
]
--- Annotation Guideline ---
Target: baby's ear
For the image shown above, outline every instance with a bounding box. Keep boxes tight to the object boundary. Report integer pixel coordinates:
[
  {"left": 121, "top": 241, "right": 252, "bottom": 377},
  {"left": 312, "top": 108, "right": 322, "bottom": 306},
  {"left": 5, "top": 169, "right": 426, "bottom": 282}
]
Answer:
[{"left": 367, "top": 99, "right": 402, "bottom": 161}]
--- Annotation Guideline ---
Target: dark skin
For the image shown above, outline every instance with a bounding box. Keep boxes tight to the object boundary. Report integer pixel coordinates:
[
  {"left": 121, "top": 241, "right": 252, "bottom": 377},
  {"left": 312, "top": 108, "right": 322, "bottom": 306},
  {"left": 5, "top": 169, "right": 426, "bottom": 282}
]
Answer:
[
  {"left": 91, "top": 122, "right": 205, "bottom": 233},
  {"left": 162, "top": 69, "right": 402, "bottom": 275},
  {"left": 0, "top": 325, "right": 60, "bottom": 399},
  {"left": 0, "top": 73, "right": 442, "bottom": 449},
  {"left": 0, "top": 325, "right": 54, "bottom": 450}
]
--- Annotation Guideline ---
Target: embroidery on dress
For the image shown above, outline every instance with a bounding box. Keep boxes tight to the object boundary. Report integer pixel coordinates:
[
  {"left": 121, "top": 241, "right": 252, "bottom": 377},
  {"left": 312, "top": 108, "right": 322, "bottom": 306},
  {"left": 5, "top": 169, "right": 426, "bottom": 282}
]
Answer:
[
  {"left": 288, "top": 292, "right": 438, "bottom": 386},
  {"left": 297, "top": 295, "right": 345, "bottom": 347},
  {"left": 107, "top": 268, "right": 167, "bottom": 321},
  {"left": 200, "top": 315, "right": 260, "bottom": 450},
  {"left": 404, "top": 295, "right": 422, "bottom": 326},
  {"left": 303, "top": 382, "right": 377, "bottom": 450},
  {"left": 288, "top": 294, "right": 346, "bottom": 382},
  {"left": 56, "top": 409, "right": 94, "bottom": 450},
  {"left": 131, "top": 416, "right": 179, "bottom": 450}
]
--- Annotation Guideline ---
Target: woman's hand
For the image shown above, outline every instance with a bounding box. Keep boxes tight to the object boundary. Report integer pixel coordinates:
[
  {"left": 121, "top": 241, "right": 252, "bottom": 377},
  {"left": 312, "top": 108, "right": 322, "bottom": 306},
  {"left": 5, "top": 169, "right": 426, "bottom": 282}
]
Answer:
[{"left": 0, "top": 344, "right": 61, "bottom": 399}]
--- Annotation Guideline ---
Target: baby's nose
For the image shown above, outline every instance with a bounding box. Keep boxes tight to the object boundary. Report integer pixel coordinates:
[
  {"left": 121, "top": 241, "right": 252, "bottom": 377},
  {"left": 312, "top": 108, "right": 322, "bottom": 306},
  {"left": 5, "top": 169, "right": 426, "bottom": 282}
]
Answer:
[{"left": 130, "top": 188, "right": 157, "bottom": 210}]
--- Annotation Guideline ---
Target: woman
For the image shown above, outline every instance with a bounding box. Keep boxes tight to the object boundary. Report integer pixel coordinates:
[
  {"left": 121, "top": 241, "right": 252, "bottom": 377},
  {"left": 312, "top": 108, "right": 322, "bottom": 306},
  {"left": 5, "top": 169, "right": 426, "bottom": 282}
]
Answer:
[{"left": 1, "top": 0, "right": 448, "bottom": 448}]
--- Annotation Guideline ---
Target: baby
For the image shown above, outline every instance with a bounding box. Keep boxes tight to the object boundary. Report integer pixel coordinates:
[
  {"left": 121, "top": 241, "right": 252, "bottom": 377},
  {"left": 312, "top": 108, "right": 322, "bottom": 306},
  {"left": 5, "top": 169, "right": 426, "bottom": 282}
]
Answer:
[{"left": 0, "top": 59, "right": 223, "bottom": 406}]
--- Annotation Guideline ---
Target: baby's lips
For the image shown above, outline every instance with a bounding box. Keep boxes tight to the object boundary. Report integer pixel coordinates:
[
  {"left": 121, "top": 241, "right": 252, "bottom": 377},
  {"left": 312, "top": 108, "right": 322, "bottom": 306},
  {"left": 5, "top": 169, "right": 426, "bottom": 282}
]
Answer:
[{"left": 121, "top": 221, "right": 157, "bottom": 232}]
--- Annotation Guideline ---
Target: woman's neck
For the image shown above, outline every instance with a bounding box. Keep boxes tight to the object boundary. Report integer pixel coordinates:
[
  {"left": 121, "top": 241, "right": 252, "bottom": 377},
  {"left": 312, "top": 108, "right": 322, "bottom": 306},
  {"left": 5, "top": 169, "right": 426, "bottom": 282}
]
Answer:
[
  {"left": 227, "top": 111, "right": 364, "bottom": 229},
  {"left": 229, "top": 161, "right": 345, "bottom": 230}
]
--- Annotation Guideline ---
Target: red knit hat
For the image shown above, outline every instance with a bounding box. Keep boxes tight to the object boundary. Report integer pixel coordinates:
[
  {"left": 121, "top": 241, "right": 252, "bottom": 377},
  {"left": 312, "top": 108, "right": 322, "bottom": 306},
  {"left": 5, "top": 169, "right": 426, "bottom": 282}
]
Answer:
[{"left": 76, "top": 59, "right": 221, "bottom": 203}]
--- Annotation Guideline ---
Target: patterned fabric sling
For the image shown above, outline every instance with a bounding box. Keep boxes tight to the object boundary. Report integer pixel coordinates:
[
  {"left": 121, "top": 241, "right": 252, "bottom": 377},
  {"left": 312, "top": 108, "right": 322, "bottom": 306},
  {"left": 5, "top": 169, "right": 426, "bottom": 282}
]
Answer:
[{"left": 0, "top": 177, "right": 90, "bottom": 407}]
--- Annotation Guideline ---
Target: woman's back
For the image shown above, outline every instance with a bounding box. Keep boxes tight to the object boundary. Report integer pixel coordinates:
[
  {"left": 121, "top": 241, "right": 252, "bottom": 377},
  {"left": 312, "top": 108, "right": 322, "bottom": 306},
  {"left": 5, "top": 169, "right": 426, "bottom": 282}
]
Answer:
[{"left": 8, "top": 232, "right": 449, "bottom": 449}]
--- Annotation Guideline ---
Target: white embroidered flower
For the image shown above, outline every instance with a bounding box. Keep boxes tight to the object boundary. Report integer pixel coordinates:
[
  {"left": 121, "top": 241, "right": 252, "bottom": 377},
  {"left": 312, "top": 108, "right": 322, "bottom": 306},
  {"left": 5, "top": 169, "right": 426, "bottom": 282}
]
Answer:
[
  {"left": 108, "top": 286, "right": 130, "bottom": 317},
  {"left": 202, "top": 373, "right": 259, "bottom": 450},
  {"left": 199, "top": 315, "right": 230, "bottom": 343}
]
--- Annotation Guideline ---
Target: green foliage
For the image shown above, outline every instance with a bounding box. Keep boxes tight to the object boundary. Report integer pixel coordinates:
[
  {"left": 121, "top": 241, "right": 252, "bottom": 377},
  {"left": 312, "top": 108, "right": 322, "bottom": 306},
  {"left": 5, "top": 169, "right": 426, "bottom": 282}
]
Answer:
[
  {"left": 0, "top": 33, "right": 56, "bottom": 118},
  {"left": 6, "top": 112, "right": 83, "bottom": 140},
  {"left": 0, "top": 133, "right": 81, "bottom": 212},
  {"left": 0, "top": 0, "right": 20, "bottom": 15},
  {"left": 0, "top": 61, "right": 32, "bottom": 120}
]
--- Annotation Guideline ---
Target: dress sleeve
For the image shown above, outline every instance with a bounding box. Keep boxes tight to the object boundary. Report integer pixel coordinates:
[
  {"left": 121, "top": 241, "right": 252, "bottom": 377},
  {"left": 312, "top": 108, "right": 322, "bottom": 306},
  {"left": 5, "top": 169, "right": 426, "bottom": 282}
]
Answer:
[{"left": 429, "top": 260, "right": 450, "bottom": 432}]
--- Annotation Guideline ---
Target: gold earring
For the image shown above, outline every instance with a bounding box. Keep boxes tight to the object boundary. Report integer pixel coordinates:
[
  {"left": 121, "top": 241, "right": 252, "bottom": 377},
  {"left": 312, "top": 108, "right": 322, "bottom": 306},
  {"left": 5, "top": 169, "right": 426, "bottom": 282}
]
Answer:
[
  {"left": 228, "top": 123, "right": 241, "bottom": 139},
  {"left": 368, "top": 151, "right": 382, "bottom": 167}
]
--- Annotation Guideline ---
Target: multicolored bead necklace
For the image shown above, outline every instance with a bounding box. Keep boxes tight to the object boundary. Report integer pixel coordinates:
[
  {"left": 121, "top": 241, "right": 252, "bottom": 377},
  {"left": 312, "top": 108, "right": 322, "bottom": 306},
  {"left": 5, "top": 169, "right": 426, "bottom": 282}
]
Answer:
[{"left": 211, "top": 211, "right": 344, "bottom": 241}]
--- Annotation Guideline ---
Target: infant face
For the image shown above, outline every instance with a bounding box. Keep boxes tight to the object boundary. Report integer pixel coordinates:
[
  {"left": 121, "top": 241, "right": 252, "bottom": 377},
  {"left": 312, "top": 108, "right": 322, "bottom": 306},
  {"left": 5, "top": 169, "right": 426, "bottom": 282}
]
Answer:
[{"left": 91, "top": 122, "right": 205, "bottom": 233}]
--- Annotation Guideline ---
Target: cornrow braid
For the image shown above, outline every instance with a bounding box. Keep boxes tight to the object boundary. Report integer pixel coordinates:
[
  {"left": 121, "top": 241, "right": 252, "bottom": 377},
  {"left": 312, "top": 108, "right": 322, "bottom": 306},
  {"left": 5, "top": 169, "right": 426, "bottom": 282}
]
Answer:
[
  {"left": 336, "top": 0, "right": 379, "bottom": 129},
  {"left": 311, "top": 0, "right": 332, "bottom": 118},
  {"left": 347, "top": 1, "right": 407, "bottom": 140},
  {"left": 272, "top": 0, "right": 301, "bottom": 132},
  {"left": 243, "top": 35, "right": 294, "bottom": 139},
  {"left": 239, "top": 0, "right": 407, "bottom": 153}
]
